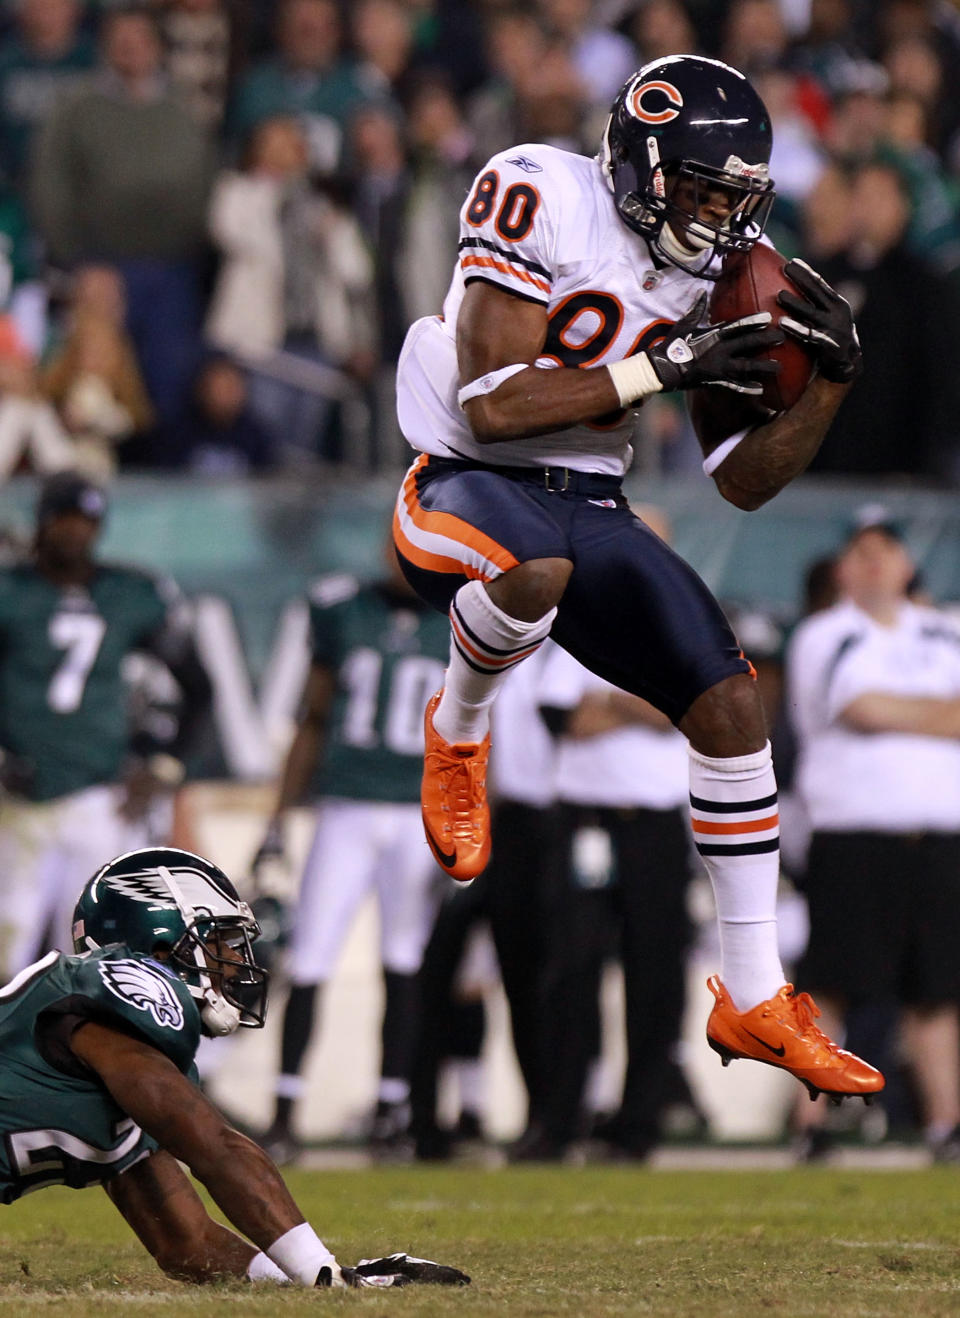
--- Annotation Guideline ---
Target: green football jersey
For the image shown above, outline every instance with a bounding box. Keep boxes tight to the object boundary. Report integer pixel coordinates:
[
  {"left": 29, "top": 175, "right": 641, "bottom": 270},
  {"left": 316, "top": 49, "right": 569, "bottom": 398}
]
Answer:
[
  {"left": 0, "top": 563, "right": 179, "bottom": 801},
  {"left": 0, "top": 944, "right": 201, "bottom": 1203},
  {"left": 308, "top": 576, "right": 449, "bottom": 803}
]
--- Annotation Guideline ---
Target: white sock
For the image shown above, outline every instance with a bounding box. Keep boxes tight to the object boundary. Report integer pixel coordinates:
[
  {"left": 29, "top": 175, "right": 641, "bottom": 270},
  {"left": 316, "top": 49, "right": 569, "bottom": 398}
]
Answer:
[
  {"left": 433, "top": 580, "right": 555, "bottom": 744},
  {"left": 689, "top": 740, "right": 785, "bottom": 1012}
]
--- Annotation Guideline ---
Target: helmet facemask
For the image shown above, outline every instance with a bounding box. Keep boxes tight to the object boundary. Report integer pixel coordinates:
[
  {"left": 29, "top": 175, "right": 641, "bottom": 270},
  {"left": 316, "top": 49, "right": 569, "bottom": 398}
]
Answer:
[
  {"left": 157, "top": 865, "right": 267, "bottom": 1036},
  {"left": 603, "top": 122, "right": 775, "bottom": 277},
  {"left": 167, "top": 912, "right": 268, "bottom": 1036}
]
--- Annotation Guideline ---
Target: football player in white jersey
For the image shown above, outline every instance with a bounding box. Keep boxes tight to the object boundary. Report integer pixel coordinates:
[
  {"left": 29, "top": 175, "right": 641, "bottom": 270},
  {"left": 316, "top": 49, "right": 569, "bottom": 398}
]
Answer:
[{"left": 392, "top": 54, "right": 881, "bottom": 1101}]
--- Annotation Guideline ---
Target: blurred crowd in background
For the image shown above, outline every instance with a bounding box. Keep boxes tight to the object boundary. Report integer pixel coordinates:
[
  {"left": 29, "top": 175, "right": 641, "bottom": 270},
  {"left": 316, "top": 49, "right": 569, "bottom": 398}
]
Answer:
[{"left": 0, "top": 0, "right": 956, "bottom": 480}]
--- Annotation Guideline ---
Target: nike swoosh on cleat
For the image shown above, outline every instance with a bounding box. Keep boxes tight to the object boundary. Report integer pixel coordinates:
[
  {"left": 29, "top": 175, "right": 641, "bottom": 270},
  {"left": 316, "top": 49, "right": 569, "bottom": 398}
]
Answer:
[
  {"left": 423, "top": 818, "right": 457, "bottom": 869},
  {"left": 744, "top": 1030, "right": 786, "bottom": 1057}
]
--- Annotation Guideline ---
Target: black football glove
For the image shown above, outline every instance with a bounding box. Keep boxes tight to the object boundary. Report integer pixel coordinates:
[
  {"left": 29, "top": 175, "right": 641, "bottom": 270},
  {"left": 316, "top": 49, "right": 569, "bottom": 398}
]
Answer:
[
  {"left": 648, "top": 292, "right": 784, "bottom": 396},
  {"left": 317, "top": 1254, "right": 471, "bottom": 1288},
  {"left": 777, "top": 258, "right": 862, "bottom": 384},
  {"left": 250, "top": 817, "right": 286, "bottom": 883}
]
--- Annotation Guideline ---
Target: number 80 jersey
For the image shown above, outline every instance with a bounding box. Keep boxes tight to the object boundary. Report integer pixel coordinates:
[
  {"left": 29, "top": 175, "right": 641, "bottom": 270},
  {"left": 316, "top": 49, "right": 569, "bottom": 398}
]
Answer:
[{"left": 395, "top": 142, "right": 717, "bottom": 478}]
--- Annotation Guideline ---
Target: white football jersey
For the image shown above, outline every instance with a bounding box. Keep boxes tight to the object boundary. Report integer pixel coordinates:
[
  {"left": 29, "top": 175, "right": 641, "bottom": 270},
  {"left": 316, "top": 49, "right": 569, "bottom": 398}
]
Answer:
[
  {"left": 395, "top": 143, "right": 718, "bottom": 477},
  {"left": 787, "top": 598, "right": 960, "bottom": 832}
]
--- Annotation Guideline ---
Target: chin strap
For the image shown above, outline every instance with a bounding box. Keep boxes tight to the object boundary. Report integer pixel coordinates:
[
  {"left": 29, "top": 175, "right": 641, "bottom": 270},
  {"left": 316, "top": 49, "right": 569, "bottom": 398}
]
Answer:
[{"left": 201, "top": 988, "right": 241, "bottom": 1036}]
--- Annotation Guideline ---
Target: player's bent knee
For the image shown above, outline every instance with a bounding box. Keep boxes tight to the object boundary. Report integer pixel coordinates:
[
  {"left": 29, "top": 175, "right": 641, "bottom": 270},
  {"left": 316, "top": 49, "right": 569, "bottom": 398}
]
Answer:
[
  {"left": 680, "top": 672, "right": 767, "bottom": 758},
  {"left": 487, "top": 557, "right": 572, "bottom": 622}
]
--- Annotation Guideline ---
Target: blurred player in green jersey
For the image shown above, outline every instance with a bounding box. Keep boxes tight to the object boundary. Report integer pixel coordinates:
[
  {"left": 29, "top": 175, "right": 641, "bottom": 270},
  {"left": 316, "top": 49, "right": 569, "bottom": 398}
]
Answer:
[
  {"left": 0, "top": 472, "right": 211, "bottom": 979},
  {"left": 251, "top": 541, "right": 449, "bottom": 1162}
]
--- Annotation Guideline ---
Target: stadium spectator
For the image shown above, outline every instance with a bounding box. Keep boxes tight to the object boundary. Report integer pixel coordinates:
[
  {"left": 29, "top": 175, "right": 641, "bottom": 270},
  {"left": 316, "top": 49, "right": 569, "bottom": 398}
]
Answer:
[
  {"left": 720, "top": 0, "right": 789, "bottom": 73},
  {"left": 785, "top": 0, "right": 873, "bottom": 99},
  {"left": 158, "top": 0, "right": 240, "bottom": 130},
  {"left": 536, "top": 0, "right": 638, "bottom": 108},
  {"left": 627, "top": 0, "right": 700, "bottom": 64},
  {"left": 0, "top": 472, "right": 212, "bottom": 982},
  {"left": 206, "top": 114, "right": 375, "bottom": 465},
  {"left": 0, "top": 172, "right": 47, "bottom": 357},
  {"left": 0, "top": 0, "right": 95, "bottom": 184},
  {"left": 787, "top": 519, "right": 960, "bottom": 1162},
  {"left": 346, "top": 101, "right": 411, "bottom": 464},
  {"left": 155, "top": 353, "right": 276, "bottom": 474},
  {"left": 0, "top": 318, "right": 75, "bottom": 479},
  {"left": 30, "top": 7, "right": 216, "bottom": 434},
  {"left": 793, "top": 159, "right": 853, "bottom": 262},
  {"left": 467, "top": 10, "right": 584, "bottom": 165},
  {"left": 228, "top": 0, "right": 375, "bottom": 176},
  {"left": 351, "top": 0, "right": 421, "bottom": 106},
  {"left": 804, "top": 159, "right": 960, "bottom": 479},
  {"left": 250, "top": 545, "right": 448, "bottom": 1164},
  {"left": 41, "top": 265, "right": 155, "bottom": 480},
  {"left": 398, "top": 78, "right": 476, "bottom": 327}
]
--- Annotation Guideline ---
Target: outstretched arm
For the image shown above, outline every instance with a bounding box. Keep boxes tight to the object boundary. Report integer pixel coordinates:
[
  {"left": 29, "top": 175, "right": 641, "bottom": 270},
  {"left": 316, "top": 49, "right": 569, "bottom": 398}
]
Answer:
[
  {"left": 72, "top": 1023, "right": 328, "bottom": 1283},
  {"left": 105, "top": 1150, "right": 263, "bottom": 1283}
]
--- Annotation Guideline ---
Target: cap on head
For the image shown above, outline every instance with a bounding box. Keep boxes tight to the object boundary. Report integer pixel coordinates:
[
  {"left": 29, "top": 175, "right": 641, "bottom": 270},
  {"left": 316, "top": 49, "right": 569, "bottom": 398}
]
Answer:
[
  {"left": 36, "top": 472, "right": 108, "bottom": 528},
  {"left": 842, "top": 503, "right": 904, "bottom": 549}
]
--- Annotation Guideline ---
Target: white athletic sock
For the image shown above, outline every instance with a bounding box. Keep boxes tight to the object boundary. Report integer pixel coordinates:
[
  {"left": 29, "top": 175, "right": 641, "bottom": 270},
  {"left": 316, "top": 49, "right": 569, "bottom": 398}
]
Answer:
[
  {"left": 433, "top": 580, "right": 555, "bottom": 744},
  {"left": 689, "top": 740, "right": 785, "bottom": 1012}
]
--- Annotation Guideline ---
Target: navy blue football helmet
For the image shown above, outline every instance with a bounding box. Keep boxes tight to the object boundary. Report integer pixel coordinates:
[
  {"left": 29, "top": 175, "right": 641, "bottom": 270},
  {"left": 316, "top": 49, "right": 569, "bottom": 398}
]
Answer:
[{"left": 600, "top": 55, "right": 775, "bottom": 276}]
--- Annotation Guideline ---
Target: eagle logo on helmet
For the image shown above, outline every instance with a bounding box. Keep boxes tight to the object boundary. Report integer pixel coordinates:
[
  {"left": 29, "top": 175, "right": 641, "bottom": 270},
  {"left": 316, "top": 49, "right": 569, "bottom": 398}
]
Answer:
[
  {"left": 628, "top": 79, "right": 683, "bottom": 125},
  {"left": 99, "top": 959, "right": 185, "bottom": 1030}
]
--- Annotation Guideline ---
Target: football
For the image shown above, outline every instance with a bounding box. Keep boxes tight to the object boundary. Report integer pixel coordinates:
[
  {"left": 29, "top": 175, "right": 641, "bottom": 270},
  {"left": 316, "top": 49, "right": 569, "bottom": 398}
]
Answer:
[{"left": 708, "top": 242, "right": 815, "bottom": 413}]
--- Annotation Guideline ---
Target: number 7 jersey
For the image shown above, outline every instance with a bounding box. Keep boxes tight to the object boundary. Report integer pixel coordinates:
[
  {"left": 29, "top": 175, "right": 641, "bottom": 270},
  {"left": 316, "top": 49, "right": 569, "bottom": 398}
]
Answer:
[
  {"left": 0, "top": 563, "right": 180, "bottom": 801},
  {"left": 395, "top": 143, "right": 717, "bottom": 477}
]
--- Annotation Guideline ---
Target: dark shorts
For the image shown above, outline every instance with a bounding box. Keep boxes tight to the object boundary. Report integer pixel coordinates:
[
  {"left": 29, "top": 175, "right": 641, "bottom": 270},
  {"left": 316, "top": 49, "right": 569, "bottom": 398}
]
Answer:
[
  {"left": 393, "top": 455, "right": 750, "bottom": 724},
  {"left": 798, "top": 830, "right": 960, "bottom": 1007}
]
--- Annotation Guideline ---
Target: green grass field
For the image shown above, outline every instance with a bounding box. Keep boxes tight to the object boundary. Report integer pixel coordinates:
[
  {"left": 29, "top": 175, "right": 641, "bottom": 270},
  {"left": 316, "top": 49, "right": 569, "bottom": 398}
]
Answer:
[{"left": 2, "top": 1165, "right": 959, "bottom": 1317}]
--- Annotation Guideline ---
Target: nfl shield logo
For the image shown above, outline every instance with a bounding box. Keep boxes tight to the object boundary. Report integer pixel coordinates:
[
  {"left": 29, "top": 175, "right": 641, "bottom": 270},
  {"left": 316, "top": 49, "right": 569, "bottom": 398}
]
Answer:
[{"left": 642, "top": 269, "right": 664, "bottom": 291}]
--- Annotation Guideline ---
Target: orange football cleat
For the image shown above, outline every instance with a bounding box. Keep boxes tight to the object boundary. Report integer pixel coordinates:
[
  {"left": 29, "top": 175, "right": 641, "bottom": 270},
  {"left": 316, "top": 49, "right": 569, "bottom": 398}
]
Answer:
[
  {"left": 421, "top": 691, "right": 491, "bottom": 883},
  {"left": 705, "top": 976, "right": 885, "bottom": 1102}
]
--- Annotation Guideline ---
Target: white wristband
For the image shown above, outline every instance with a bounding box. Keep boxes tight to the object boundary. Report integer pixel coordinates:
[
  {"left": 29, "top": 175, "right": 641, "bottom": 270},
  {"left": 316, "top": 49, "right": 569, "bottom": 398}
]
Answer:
[
  {"left": 457, "top": 362, "right": 529, "bottom": 408},
  {"left": 266, "top": 1222, "right": 339, "bottom": 1286},
  {"left": 606, "top": 354, "right": 663, "bottom": 408},
  {"left": 247, "top": 1251, "right": 290, "bottom": 1283},
  {"left": 701, "top": 427, "right": 749, "bottom": 476}
]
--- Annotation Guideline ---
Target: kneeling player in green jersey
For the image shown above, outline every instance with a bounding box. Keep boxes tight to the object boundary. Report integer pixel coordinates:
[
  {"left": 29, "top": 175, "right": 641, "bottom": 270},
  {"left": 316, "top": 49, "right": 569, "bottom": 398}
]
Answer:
[{"left": 0, "top": 846, "right": 469, "bottom": 1290}]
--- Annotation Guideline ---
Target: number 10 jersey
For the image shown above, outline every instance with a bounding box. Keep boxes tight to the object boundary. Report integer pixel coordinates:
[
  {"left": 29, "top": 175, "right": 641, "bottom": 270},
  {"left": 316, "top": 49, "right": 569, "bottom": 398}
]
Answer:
[{"left": 395, "top": 143, "right": 717, "bottom": 477}]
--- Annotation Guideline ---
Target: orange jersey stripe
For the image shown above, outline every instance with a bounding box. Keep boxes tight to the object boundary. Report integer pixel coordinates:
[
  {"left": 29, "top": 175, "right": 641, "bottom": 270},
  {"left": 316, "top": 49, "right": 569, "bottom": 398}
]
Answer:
[
  {"left": 395, "top": 461, "right": 520, "bottom": 580},
  {"left": 459, "top": 255, "right": 551, "bottom": 296},
  {"left": 692, "top": 814, "right": 780, "bottom": 836}
]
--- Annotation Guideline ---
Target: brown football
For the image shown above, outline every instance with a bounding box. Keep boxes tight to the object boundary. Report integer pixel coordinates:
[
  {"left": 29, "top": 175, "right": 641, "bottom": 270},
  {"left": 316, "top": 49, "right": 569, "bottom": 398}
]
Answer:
[{"left": 708, "top": 242, "right": 815, "bottom": 413}]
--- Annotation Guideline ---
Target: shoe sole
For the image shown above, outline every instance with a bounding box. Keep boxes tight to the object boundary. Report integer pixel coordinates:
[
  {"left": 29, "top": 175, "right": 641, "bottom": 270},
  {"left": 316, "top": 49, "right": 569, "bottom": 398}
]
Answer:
[{"left": 706, "top": 1033, "right": 880, "bottom": 1104}]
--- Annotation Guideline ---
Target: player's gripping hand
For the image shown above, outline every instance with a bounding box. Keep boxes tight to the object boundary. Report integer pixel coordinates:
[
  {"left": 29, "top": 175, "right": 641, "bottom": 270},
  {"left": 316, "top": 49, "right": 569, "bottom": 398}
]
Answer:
[
  {"left": 648, "top": 292, "right": 784, "bottom": 396},
  {"left": 317, "top": 1254, "right": 471, "bottom": 1287},
  {"left": 777, "top": 259, "right": 862, "bottom": 384}
]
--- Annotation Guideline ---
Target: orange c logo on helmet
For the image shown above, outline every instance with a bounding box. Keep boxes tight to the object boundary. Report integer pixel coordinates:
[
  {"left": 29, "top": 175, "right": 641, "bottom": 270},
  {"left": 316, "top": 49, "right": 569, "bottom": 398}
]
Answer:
[{"left": 630, "top": 80, "right": 683, "bottom": 125}]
